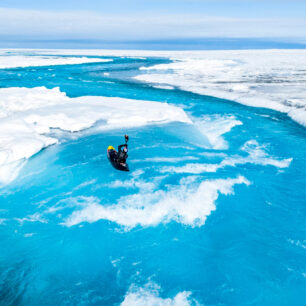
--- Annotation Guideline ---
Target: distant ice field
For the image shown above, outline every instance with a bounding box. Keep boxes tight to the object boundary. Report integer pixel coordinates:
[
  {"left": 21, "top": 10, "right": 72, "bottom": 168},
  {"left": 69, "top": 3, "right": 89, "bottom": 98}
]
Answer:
[
  {"left": 0, "top": 50, "right": 305, "bottom": 305},
  {"left": 134, "top": 50, "right": 306, "bottom": 127},
  {"left": 0, "top": 51, "right": 112, "bottom": 69},
  {"left": 3, "top": 49, "right": 305, "bottom": 126}
]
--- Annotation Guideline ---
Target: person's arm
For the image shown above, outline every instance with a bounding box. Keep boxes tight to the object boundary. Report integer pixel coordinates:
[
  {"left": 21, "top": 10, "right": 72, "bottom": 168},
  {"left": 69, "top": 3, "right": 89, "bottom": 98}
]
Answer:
[{"left": 118, "top": 144, "right": 127, "bottom": 152}]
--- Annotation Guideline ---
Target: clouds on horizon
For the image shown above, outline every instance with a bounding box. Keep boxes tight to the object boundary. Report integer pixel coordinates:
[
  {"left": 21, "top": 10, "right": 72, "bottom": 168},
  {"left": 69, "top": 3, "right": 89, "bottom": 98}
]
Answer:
[{"left": 0, "top": 7, "right": 306, "bottom": 41}]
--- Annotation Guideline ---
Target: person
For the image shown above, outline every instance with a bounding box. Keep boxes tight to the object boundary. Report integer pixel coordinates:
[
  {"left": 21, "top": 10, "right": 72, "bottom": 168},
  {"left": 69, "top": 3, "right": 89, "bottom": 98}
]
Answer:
[{"left": 117, "top": 135, "right": 129, "bottom": 164}]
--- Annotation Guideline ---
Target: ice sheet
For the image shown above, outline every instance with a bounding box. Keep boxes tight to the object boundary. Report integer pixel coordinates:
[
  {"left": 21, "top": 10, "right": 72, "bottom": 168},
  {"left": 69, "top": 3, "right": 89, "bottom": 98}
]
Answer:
[
  {"left": 133, "top": 50, "right": 306, "bottom": 127},
  {"left": 3, "top": 49, "right": 305, "bottom": 126},
  {"left": 0, "top": 86, "right": 191, "bottom": 185},
  {"left": 0, "top": 54, "right": 112, "bottom": 69}
]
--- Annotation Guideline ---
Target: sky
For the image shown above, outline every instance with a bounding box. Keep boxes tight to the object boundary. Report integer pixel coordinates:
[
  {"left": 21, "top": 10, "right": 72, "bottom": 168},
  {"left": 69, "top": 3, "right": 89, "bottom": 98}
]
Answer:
[{"left": 0, "top": 0, "right": 306, "bottom": 48}]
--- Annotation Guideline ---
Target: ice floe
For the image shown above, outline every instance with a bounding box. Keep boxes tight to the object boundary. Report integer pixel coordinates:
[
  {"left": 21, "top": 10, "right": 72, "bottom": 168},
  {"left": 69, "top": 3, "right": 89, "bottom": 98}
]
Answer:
[
  {"left": 0, "top": 54, "right": 112, "bottom": 69},
  {"left": 0, "top": 86, "right": 191, "bottom": 185}
]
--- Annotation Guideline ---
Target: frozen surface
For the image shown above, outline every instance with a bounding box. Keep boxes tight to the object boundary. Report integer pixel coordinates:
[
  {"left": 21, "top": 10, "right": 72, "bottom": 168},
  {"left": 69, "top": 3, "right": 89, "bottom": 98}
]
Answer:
[
  {"left": 3, "top": 49, "right": 306, "bottom": 126},
  {"left": 0, "top": 86, "right": 191, "bottom": 185},
  {"left": 132, "top": 50, "right": 306, "bottom": 127},
  {"left": 0, "top": 54, "right": 112, "bottom": 69}
]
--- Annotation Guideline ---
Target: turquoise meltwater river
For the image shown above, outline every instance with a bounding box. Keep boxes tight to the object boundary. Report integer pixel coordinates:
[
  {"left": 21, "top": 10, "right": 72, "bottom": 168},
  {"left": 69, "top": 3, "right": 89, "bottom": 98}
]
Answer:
[{"left": 0, "top": 55, "right": 305, "bottom": 305}]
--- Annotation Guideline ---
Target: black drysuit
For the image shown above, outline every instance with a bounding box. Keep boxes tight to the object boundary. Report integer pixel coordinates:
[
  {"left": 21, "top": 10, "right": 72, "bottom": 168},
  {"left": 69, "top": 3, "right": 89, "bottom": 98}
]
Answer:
[{"left": 117, "top": 144, "right": 128, "bottom": 164}]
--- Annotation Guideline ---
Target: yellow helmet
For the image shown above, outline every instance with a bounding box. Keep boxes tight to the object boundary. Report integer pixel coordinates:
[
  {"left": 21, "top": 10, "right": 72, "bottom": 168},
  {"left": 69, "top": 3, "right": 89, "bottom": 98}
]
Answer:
[{"left": 107, "top": 145, "right": 115, "bottom": 151}]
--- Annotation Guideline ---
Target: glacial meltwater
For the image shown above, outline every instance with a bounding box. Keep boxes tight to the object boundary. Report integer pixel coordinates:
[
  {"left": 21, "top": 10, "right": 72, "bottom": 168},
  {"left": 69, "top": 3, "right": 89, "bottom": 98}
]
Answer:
[{"left": 0, "top": 51, "right": 305, "bottom": 305}]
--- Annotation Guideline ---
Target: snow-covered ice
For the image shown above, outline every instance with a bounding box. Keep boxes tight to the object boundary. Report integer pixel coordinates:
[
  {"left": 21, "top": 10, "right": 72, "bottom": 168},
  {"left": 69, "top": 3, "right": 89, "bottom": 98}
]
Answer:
[
  {"left": 133, "top": 50, "right": 306, "bottom": 127},
  {"left": 2, "top": 49, "right": 305, "bottom": 126},
  {"left": 0, "top": 86, "right": 191, "bottom": 185},
  {"left": 0, "top": 54, "right": 112, "bottom": 69}
]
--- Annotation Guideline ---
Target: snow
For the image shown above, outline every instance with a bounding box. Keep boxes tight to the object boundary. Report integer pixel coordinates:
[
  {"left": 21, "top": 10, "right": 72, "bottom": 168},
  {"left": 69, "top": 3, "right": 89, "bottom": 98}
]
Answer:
[
  {"left": 0, "top": 54, "right": 112, "bottom": 69},
  {"left": 2, "top": 49, "right": 305, "bottom": 126},
  {"left": 133, "top": 49, "right": 306, "bottom": 127},
  {"left": 0, "top": 86, "right": 191, "bottom": 185}
]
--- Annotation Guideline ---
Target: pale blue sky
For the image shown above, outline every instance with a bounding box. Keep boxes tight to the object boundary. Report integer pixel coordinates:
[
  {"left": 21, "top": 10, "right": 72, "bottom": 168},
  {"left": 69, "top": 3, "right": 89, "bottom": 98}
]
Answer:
[
  {"left": 0, "top": 0, "right": 305, "bottom": 42},
  {"left": 1, "top": 0, "right": 306, "bottom": 17}
]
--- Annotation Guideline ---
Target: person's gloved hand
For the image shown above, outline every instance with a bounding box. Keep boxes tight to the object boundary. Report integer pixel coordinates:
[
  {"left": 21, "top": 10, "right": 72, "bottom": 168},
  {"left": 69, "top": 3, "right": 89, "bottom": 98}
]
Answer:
[{"left": 125, "top": 134, "right": 129, "bottom": 143}]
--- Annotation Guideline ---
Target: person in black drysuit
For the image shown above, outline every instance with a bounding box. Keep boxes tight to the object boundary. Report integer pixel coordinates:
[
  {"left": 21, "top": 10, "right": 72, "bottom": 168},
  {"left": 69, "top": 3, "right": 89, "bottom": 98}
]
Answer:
[{"left": 117, "top": 135, "right": 129, "bottom": 164}]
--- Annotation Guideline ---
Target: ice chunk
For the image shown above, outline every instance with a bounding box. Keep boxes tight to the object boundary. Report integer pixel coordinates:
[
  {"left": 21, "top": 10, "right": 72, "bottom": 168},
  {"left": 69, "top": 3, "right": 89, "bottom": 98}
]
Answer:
[
  {"left": 0, "top": 55, "right": 112, "bottom": 69},
  {"left": 0, "top": 87, "right": 191, "bottom": 185}
]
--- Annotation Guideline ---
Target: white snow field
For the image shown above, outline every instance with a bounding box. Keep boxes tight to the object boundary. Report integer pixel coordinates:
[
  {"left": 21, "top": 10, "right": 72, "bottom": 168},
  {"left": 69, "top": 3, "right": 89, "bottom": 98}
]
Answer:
[
  {"left": 6, "top": 49, "right": 304, "bottom": 126},
  {"left": 134, "top": 50, "right": 306, "bottom": 127},
  {"left": 0, "top": 53, "right": 112, "bottom": 69}
]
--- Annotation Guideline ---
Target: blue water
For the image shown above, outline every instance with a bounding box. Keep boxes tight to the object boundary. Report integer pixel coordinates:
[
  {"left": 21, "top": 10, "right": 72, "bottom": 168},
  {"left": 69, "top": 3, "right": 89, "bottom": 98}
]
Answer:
[
  {"left": 0, "top": 56, "right": 306, "bottom": 305},
  {"left": 1, "top": 38, "right": 306, "bottom": 50}
]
